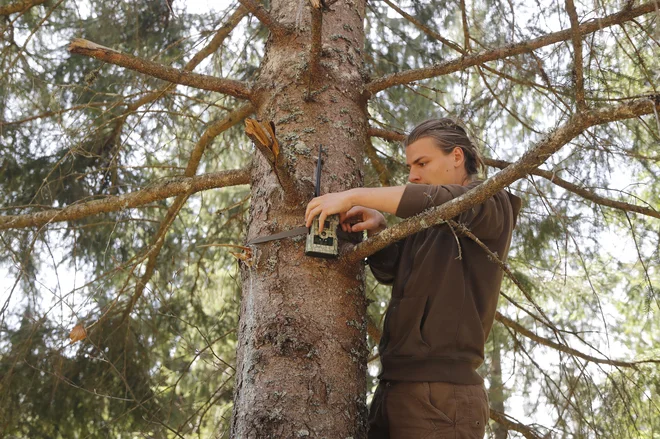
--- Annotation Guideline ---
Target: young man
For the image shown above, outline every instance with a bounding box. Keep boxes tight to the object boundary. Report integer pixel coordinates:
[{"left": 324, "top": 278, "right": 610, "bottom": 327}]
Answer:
[{"left": 305, "top": 118, "right": 522, "bottom": 439}]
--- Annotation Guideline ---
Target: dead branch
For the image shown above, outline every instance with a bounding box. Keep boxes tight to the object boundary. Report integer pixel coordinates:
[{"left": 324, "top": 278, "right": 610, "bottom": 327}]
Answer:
[
  {"left": 489, "top": 410, "right": 545, "bottom": 439},
  {"left": 565, "top": 0, "right": 587, "bottom": 111},
  {"left": 366, "top": 2, "right": 657, "bottom": 95},
  {"left": 67, "top": 38, "right": 252, "bottom": 100},
  {"left": 348, "top": 97, "right": 659, "bottom": 263},
  {"left": 186, "top": 6, "right": 248, "bottom": 70},
  {"left": 0, "top": 0, "right": 47, "bottom": 15},
  {"left": 238, "top": 0, "right": 288, "bottom": 37},
  {"left": 0, "top": 169, "right": 250, "bottom": 230}
]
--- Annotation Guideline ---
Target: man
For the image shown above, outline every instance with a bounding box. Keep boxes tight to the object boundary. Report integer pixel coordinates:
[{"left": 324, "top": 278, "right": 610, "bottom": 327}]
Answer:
[{"left": 305, "top": 118, "right": 522, "bottom": 439}]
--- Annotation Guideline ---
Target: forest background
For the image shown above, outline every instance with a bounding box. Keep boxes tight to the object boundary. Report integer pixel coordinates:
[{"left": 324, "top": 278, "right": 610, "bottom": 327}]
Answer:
[{"left": 0, "top": 0, "right": 659, "bottom": 437}]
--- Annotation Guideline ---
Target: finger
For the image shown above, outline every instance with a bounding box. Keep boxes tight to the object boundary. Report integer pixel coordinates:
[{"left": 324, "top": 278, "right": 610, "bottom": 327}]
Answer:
[
  {"left": 351, "top": 221, "right": 366, "bottom": 232},
  {"left": 306, "top": 206, "right": 322, "bottom": 228},
  {"left": 305, "top": 199, "right": 317, "bottom": 223},
  {"left": 318, "top": 211, "right": 328, "bottom": 234},
  {"left": 344, "top": 206, "right": 363, "bottom": 219}
]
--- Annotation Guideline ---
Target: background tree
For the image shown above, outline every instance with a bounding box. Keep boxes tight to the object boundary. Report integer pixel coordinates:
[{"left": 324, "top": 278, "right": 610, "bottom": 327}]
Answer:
[{"left": 1, "top": 0, "right": 659, "bottom": 437}]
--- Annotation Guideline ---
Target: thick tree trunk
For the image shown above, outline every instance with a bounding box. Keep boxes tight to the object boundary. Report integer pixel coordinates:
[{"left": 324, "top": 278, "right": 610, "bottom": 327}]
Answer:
[{"left": 232, "top": 1, "right": 370, "bottom": 437}]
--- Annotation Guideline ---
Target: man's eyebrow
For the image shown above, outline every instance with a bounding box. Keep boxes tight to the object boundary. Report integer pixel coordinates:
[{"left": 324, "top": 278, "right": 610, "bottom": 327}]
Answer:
[{"left": 407, "top": 156, "right": 428, "bottom": 167}]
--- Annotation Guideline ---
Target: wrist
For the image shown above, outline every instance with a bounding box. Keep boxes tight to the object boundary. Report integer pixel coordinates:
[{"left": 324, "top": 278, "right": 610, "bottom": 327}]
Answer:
[{"left": 347, "top": 187, "right": 363, "bottom": 207}]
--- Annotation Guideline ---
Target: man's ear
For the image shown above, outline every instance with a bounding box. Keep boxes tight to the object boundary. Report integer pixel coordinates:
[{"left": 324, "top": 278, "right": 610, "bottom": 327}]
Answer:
[{"left": 452, "top": 146, "right": 465, "bottom": 167}]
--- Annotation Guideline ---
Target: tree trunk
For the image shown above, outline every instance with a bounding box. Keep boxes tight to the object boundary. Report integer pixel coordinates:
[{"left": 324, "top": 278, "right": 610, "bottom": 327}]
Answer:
[
  {"left": 490, "top": 327, "right": 508, "bottom": 439},
  {"left": 232, "top": 1, "right": 370, "bottom": 437}
]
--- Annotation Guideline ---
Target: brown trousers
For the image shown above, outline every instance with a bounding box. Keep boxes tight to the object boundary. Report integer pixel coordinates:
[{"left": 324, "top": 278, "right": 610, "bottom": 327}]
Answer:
[{"left": 367, "top": 381, "right": 489, "bottom": 439}]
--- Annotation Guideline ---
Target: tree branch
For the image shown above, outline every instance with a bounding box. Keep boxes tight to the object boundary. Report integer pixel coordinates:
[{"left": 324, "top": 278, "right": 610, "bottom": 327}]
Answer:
[
  {"left": 67, "top": 38, "right": 252, "bottom": 100},
  {"left": 367, "top": 126, "right": 405, "bottom": 142},
  {"left": 366, "top": 2, "right": 657, "bottom": 95},
  {"left": 489, "top": 410, "right": 544, "bottom": 439},
  {"left": 484, "top": 158, "right": 660, "bottom": 219},
  {"left": 348, "top": 97, "right": 659, "bottom": 263},
  {"left": 0, "top": 0, "right": 47, "bottom": 15},
  {"left": 367, "top": 126, "right": 660, "bottom": 220},
  {"left": 380, "top": 0, "right": 464, "bottom": 54},
  {"left": 495, "top": 311, "right": 659, "bottom": 368},
  {"left": 120, "top": 104, "right": 254, "bottom": 320},
  {"left": 365, "top": 138, "right": 392, "bottom": 187},
  {"left": 565, "top": 0, "right": 587, "bottom": 111},
  {"left": 238, "top": 0, "right": 288, "bottom": 37},
  {"left": 0, "top": 169, "right": 250, "bottom": 230}
]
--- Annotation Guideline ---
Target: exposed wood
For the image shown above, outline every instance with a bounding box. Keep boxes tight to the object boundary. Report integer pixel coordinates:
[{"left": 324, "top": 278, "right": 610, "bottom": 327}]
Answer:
[
  {"left": 68, "top": 38, "right": 252, "bottom": 100},
  {"left": 307, "top": 2, "right": 324, "bottom": 98},
  {"left": 366, "top": 2, "right": 657, "bottom": 95}
]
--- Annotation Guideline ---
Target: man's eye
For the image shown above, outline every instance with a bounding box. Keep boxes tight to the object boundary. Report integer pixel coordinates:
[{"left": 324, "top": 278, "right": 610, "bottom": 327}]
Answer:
[{"left": 419, "top": 162, "right": 426, "bottom": 167}]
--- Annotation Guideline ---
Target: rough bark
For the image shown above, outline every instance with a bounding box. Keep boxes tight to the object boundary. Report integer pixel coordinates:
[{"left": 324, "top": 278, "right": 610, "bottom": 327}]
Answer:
[{"left": 232, "top": 1, "right": 369, "bottom": 438}]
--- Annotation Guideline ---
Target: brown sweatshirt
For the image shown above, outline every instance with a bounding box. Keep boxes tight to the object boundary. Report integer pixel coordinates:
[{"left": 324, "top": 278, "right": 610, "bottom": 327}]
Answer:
[{"left": 368, "top": 181, "right": 522, "bottom": 385}]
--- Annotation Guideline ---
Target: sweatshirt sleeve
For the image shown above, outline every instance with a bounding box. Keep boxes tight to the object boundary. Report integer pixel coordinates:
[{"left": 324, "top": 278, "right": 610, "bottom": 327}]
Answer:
[
  {"left": 394, "top": 182, "right": 507, "bottom": 240},
  {"left": 366, "top": 240, "right": 403, "bottom": 285}
]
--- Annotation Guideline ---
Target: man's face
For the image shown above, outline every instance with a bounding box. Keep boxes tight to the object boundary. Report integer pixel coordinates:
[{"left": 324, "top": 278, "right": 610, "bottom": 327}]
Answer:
[{"left": 405, "top": 137, "right": 465, "bottom": 185}]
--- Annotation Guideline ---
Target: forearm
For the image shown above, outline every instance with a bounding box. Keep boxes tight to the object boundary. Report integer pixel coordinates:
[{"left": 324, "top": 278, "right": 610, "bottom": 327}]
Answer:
[{"left": 348, "top": 186, "right": 406, "bottom": 215}]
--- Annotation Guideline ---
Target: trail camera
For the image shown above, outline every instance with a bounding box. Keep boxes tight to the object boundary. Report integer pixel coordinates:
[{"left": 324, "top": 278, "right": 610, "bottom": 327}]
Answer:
[
  {"left": 305, "top": 146, "right": 339, "bottom": 259},
  {"left": 305, "top": 216, "right": 339, "bottom": 258}
]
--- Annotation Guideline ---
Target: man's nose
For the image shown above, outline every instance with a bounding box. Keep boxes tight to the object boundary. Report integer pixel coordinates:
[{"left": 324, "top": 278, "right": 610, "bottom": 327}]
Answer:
[{"left": 408, "top": 172, "right": 420, "bottom": 183}]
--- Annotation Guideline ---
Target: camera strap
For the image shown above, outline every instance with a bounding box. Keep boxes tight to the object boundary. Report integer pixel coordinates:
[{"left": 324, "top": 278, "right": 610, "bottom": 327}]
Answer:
[{"left": 246, "top": 226, "right": 308, "bottom": 245}]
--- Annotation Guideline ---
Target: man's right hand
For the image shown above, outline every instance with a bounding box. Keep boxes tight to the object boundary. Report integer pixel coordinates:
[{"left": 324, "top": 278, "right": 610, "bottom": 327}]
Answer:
[{"left": 340, "top": 206, "right": 387, "bottom": 237}]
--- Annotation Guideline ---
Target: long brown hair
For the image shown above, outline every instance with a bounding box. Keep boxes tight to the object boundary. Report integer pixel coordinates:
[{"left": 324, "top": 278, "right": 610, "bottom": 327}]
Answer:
[{"left": 405, "top": 118, "right": 484, "bottom": 177}]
